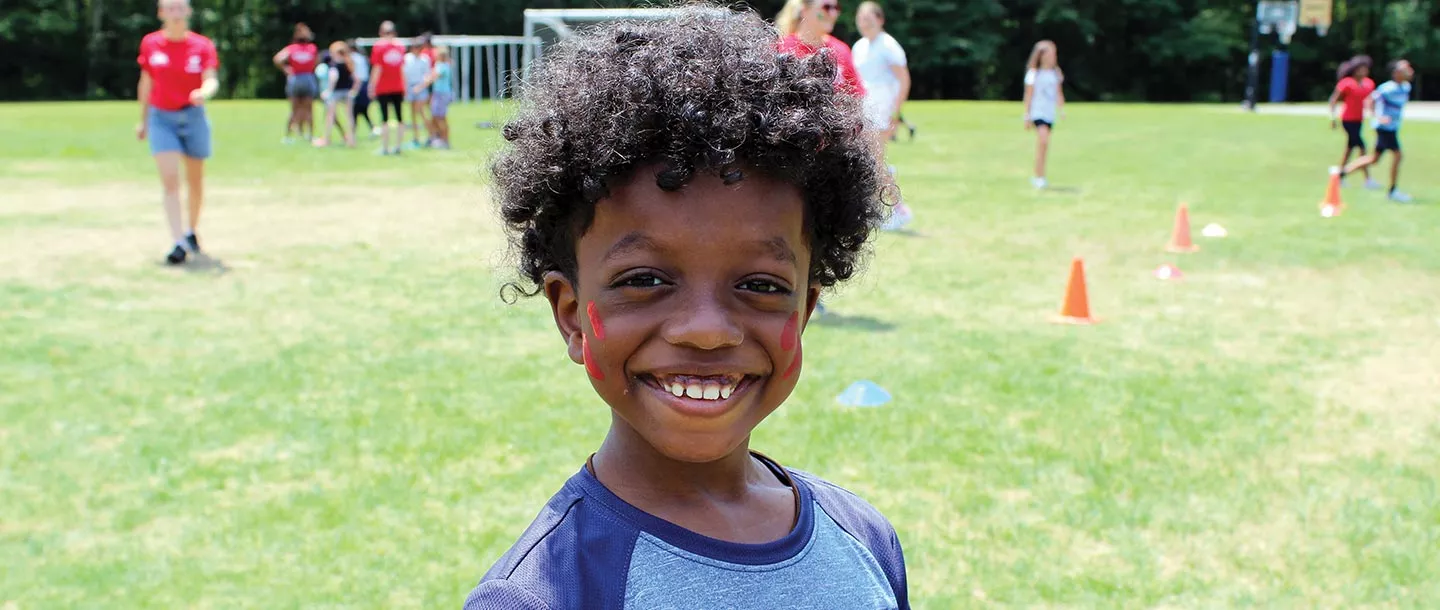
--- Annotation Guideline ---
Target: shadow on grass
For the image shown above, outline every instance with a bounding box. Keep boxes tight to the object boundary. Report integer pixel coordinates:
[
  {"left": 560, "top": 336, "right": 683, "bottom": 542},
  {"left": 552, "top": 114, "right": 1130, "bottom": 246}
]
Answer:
[
  {"left": 156, "top": 253, "right": 231, "bottom": 275},
  {"left": 812, "top": 312, "right": 897, "bottom": 332},
  {"left": 1043, "top": 185, "right": 1083, "bottom": 194}
]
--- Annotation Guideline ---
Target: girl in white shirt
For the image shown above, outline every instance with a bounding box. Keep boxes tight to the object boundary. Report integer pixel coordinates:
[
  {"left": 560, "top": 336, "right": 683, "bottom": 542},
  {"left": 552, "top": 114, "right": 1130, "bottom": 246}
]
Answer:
[
  {"left": 852, "top": 1, "right": 913, "bottom": 230},
  {"left": 1023, "top": 40, "right": 1064, "bottom": 189}
]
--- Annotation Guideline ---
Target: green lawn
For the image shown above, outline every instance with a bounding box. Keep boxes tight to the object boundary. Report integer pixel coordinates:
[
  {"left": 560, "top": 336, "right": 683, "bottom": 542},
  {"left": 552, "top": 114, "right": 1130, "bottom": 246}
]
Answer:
[{"left": 3, "top": 99, "right": 1438, "bottom": 608}]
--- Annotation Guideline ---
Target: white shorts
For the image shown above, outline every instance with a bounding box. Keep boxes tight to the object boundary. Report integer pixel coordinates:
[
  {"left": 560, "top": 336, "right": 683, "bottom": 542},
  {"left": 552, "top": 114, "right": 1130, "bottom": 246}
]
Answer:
[{"left": 863, "top": 95, "right": 896, "bottom": 132}]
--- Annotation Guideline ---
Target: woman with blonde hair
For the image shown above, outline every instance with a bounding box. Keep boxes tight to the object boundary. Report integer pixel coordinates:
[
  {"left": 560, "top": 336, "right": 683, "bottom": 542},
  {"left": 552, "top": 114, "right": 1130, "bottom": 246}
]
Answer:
[
  {"left": 775, "top": 0, "right": 865, "bottom": 96},
  {"left": 317, "top": 41, "right": 359, "bottom": 147},
  {"left": 1022, "top": 40, "right": 1064, "bottom": 189}
]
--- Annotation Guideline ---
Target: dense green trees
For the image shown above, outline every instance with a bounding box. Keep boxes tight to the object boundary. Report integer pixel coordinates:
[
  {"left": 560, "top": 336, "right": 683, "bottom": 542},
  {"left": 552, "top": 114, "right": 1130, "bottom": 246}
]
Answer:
[{"left": 1, "top": 0, "right": 1434, "bottom": 103}]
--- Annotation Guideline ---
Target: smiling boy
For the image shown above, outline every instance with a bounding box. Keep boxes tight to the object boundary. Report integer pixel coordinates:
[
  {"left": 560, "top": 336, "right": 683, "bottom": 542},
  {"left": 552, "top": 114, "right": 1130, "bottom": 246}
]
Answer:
[{"left": 463, "top": 5, "right": 907, "bottom": 610}]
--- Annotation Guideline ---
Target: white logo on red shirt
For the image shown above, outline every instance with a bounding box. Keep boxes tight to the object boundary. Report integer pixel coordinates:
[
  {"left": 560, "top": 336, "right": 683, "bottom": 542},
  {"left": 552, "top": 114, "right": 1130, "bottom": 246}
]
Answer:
[
  {"left": 292, "top": 51, "right": 314, "bottom": 63},
  {"left": 186, "top": 55, "right": 203, "bottom": 73},
  {"left": 384, "top": 50, "right": 404, "bottom": 66},
  {"left": 150, "top": 51, "right": 170, "bottom": 66}
]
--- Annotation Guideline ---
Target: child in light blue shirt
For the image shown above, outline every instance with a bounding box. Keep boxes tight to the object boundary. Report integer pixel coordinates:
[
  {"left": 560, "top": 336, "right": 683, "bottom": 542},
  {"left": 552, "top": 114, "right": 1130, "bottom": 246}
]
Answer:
[{"left": 1342, "top": 59, "right": 1415, "bottom": 202}]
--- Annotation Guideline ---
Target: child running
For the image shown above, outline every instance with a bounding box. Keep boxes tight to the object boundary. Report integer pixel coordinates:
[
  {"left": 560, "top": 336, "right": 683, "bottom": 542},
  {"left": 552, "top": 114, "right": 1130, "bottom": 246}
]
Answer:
[
  {"left": 464, "top": 5, "right": 908, "bottom": 608},
  {"left": 1328, "top": 55, "right": 1379, "bottom": 188},
  {"left": 1342, "top": 59, "right": 1415, "bottom": 203},
  {"left": 1023, "top": 40, "right": 1064, "bottom": 190},
  {"left": 421, "top": 46, "right": 452, "bottom": 149},
  {"left": 136, "top": 0, "right": 219, "bottom": 265}
]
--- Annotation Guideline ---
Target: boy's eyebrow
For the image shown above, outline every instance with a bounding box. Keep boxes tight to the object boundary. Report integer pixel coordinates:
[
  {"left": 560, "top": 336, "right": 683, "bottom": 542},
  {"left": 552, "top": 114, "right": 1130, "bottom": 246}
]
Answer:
[
  {"left": 604, "top": 231, "right": 660, "bottom": 261},
  {"left": 755, "top": 237, "right": 797, "bottom": 264}
]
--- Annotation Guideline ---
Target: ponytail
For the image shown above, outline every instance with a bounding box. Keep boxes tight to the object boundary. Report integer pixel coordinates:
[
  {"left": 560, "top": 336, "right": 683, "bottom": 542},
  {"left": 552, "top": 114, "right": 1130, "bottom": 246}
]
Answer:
[{"left": 776, "top": 0, "right": 808, "bottom": 36}]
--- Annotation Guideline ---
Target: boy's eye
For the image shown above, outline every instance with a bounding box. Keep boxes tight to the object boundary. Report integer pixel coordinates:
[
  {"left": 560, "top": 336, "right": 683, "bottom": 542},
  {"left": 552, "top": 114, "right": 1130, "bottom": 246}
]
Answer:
[
  {"left": 616, "top": 273, "right": 665, "bottom": 289},
  {"left": 738, "top": 279, "right": 791, "bottom": 295}
]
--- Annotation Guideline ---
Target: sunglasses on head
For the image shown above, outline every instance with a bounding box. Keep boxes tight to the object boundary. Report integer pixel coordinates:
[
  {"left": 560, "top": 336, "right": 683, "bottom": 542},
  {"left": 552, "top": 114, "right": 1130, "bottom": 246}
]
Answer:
[{"left": 818, "top": 2, "right": 840, "bottom": 13}]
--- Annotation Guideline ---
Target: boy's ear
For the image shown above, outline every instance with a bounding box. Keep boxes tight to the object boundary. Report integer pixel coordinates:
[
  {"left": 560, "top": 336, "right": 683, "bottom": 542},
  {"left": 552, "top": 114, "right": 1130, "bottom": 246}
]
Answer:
[
  {"left": 543, "top": 271, "right": 585, "bottom": 366},
  {"left": 801, "top": 285, "right": 822, "bottom": 329}
]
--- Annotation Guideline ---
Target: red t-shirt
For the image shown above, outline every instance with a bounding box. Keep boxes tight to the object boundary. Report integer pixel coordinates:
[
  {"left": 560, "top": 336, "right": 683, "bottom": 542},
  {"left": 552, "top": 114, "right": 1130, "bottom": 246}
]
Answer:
[
  {"left": 420, "top": 46, "right": 437, "bottom": 65},
  {"left": 137, "top": 31, "right": 219, "bottom": 112},
  {"left": 778, "top": 34, "right": 866, "bottom": 97},
  {"left": 284, "top": 42, "right": 319, "bottom": 75},
  {"left": 370, "top": 40, "right": 407, "bottom": 95},
  {"left": 1334, "top": 77, "right": 1375, "bottom": 122}
]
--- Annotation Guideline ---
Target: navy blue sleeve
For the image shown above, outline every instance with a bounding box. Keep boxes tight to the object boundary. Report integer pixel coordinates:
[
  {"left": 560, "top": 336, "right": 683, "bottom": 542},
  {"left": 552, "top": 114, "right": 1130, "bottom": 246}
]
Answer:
[
  {"left": 464, "top": 579, "right": 549, "bottom": 610},
  {"left": 464, "top": 473, "right": 639, "bottom": 610},
  {"left": 792, "top": 471, "right": 910, "bottom": 610}
]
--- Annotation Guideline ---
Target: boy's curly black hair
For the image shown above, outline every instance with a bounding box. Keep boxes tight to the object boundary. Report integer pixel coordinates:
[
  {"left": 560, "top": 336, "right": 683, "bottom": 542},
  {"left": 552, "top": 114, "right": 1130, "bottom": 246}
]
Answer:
[{"left": 493, "top": 3, "right": 887, "bottom": 299}]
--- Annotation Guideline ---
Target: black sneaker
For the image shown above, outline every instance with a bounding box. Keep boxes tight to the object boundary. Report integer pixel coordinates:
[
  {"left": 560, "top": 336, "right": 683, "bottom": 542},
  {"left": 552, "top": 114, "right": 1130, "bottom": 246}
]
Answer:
[
  {"left": 166, "top": 245, "right": 187, "bottom": 265},
  {"left": 185, "top": 232, "right": 200, "bottom": 253}
]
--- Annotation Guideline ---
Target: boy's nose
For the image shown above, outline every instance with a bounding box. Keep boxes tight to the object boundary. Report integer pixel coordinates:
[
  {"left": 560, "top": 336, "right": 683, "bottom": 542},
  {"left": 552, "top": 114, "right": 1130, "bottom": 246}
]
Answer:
[{"left": 661, "top": 290, "right": 744, "bottom": 351}]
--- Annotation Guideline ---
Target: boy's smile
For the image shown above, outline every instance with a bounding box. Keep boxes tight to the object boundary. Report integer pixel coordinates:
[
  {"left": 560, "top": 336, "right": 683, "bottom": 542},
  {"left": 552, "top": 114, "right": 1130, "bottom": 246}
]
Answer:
[{"left": 544, "top": 165, "right": 819, "bottom": 463}]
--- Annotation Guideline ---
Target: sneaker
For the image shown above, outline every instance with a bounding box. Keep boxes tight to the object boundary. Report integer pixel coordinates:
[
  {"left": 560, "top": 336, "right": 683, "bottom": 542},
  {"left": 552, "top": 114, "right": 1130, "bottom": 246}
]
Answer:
[
  {"left": 1032, "top": 176, "right": 1048, "bottom": 190},
  {"left": 1388, "top": 191, "right": 1414, "bottom": 203},
  {"left": 1364, "top": 178, "right": 1383, "bottom": 190},
  {"left": 907, "top": 124, "right": 917, "bottom": 140},
  {"left": 165, "top": 245, "right": 187, "bottom": 265},
  {"left": 371, "top": 126, "right": 383, "bottom": 137},
  {"left": 281, "top": 137, "right": 295, "bottom": 145},
  {"left": 185, "top": 232, "right": 200, "bottom": 253}
]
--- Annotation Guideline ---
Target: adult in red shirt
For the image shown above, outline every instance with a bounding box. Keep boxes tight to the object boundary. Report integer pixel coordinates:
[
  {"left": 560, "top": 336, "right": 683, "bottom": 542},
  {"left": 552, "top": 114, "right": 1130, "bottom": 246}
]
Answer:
[
  {"left": 775, "top": 0, "right": 865, "bottom": 97},
  {"left": 274, "top": 23, "right": 320, "bottom": 144},
  {"left": 136, "top": 0, "right": 219, "bottom": 266},
  {"left": 368, "top": 21, "right": 409, "bottom": 156},
  {"left": 1328, "top": 55, "right": 1378, "bottom": 188}
]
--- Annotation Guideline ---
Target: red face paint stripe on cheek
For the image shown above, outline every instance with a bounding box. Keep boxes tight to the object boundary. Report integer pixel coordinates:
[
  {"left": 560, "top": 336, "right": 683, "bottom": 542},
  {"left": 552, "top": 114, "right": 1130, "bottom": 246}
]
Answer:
[
  {"left": 780, "top": 311, "right": 799, "bottom": 352},
  {"left": 583, "top": 335, "right": 605, "bottom": 381},
  {"left": 587, "top": 301, "right": 606, "bottom": 341},
  {"left": 782, "top": 343, "right": 802, "bottom": 379}
]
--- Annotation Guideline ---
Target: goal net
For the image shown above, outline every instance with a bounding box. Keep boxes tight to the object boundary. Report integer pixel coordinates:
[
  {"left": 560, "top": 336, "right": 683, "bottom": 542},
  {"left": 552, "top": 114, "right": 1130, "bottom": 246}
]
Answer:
[{"left": 521, "top": 8, "right": 687, "bottom": 76}]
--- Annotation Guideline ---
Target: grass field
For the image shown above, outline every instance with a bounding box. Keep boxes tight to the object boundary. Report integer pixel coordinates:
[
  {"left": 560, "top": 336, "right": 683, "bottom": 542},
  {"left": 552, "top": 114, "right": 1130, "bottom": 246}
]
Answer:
[{"left": 3, "top": 99, "right": 1439, "bottom": 608}]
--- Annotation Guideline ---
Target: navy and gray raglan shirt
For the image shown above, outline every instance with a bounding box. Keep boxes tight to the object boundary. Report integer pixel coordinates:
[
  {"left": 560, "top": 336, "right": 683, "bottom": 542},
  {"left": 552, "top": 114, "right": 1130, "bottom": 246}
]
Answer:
[{"left": 464, "top": 453, "right": 909, "bottom": 609}]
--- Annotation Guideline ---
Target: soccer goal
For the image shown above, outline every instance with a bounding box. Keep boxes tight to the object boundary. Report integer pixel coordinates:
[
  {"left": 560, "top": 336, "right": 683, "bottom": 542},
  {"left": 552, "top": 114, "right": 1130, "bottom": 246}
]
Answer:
[
  {"left": 520, "top": 8, "right": 687, "bottom": 78},
  {"left": 354, "top": 35, "right": 537, "bottom": 104}
]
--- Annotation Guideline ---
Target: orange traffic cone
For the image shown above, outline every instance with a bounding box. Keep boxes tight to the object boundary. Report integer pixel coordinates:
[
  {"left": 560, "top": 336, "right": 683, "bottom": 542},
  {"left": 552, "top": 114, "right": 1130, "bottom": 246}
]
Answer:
[
  {"left": 1053, "top": 257, "right": 1097, "bottom": 324},
  {"left": 1320, "top": 166, "right": 1344, "bottom": 217},
  {"left": 1165, "top": 203, "right": 1200, "bottom": 253}
]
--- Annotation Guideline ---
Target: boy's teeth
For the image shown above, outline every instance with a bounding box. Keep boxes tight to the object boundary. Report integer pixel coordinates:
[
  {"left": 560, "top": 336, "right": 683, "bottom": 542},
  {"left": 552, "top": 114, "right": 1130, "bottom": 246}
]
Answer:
[{"left": 654, "top": 376, "right": 744, "bottom": 401}]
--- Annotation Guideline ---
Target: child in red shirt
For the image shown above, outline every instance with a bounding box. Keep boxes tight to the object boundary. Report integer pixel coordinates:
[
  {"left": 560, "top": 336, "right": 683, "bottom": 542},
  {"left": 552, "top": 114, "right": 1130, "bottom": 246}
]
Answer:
[{"left": 1328, "top": 55, "right": 1379, "bottom": 188}]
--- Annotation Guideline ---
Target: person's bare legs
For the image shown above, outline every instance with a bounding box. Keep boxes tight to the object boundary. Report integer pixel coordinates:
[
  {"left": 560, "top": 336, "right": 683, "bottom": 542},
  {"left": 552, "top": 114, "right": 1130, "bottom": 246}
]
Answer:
[
  {"left": 299, "top": 97, "right": 315, "bottom": 141},
  {"left": 341, "top": 99, "right": 357, "bottom": 146},
  {"left": 1389, "top": 149, "right": 1402, "bottom": 191},
  {"left": 285, "top": 97, "right": 300, "bottom": 141},
  {"left": 154, "top": 152, "right": 185, "bottom": 244},
  {"left": 1034, "top": 124, "right": 1051, "bottom": 181},
  {"left": 1343, "top": 151, "right": 1379, "bottom": 176},
  {"left": 320, "top": 100, "right": 338, "bottom": 145},
  {"left": 184, "top": 156, "right": 204, "bottom": 240}
]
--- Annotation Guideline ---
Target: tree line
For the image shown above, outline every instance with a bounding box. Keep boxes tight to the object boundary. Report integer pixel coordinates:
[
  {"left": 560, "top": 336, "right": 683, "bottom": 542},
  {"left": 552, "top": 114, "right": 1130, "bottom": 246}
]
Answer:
[{"left": 1, "top": 0, "right": 1434, "bottom": 103}]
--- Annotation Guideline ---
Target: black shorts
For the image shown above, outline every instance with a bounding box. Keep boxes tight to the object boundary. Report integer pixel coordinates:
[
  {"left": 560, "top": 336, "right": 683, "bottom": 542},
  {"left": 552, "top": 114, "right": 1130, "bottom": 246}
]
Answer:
[
  {"left": 1375, "top": 129, "right": 1400, "bottom": 153},
  {"left": 1032, "top": 119, "right": 1054, "bottom": 130},
  {"left": 1342, "top": 120, "right": 1366, "bottom": 151},
  {"left": 377, "top": 93, "right": 405, "bottom": 123}
]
